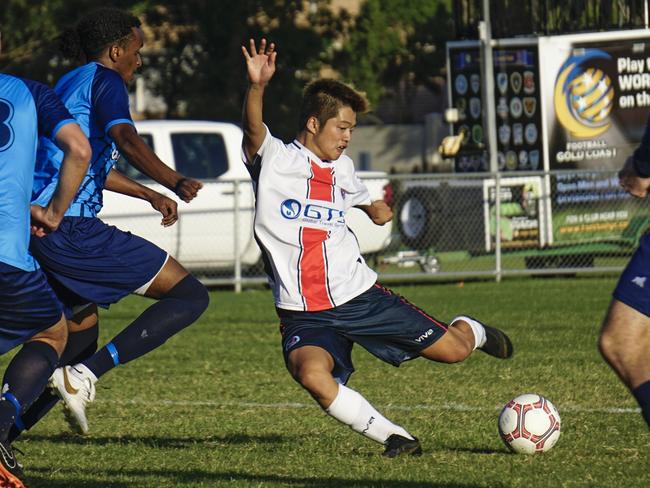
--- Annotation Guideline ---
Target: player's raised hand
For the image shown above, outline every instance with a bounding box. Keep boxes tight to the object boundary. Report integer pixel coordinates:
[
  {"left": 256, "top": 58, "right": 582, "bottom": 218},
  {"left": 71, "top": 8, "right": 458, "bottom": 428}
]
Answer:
[
  {"left": 619, "top": 156, "right": 650, "bottom": 198},
  {"left": 242, "top": 38, "right": 276, "bottom": 86},
  {"left": 174, "top": 177, "right": 203, "bottom": 203},
  {"left": 148, "top": 192, "right": 178, "bottom": 227}
]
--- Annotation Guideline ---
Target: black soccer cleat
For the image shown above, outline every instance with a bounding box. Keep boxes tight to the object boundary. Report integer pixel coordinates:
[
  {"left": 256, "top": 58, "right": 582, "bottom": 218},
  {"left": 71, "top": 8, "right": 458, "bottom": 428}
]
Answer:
[
  {"left": 0, "top": 440, "right": 25, "bottom": 488},
  {"left": 479, "top": 323, "right": 514, "bottom": 359},
  {"left": 382, "top": 434, "right": 423, "bottom": 458}
]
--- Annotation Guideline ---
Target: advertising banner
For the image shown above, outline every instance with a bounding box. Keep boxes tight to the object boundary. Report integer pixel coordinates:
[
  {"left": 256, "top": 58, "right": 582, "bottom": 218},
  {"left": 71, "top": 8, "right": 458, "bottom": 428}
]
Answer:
[
  {"left": 541, "top": 33, "right": 650, "bottom": 245},
  {"left": 483, "top": 177, "right": 546, "bottom": 251},
  {"left": 544, "top": 37, "right": 650, "bottom": 170}
]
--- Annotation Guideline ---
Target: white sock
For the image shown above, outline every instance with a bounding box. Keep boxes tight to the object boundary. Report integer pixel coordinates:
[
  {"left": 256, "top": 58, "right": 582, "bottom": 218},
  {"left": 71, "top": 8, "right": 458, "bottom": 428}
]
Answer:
[
  {"left": 325, "top": 384, "right": 414, "bottom": 444},
  {"left": 451, "top": 315, "right": 486, "bottom": 350}
]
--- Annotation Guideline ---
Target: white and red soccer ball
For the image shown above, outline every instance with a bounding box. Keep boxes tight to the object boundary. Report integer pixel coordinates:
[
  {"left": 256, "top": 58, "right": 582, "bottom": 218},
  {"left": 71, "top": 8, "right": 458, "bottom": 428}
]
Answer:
[{"left": 498, "top": 393, "right": 561, "bottom": 454}]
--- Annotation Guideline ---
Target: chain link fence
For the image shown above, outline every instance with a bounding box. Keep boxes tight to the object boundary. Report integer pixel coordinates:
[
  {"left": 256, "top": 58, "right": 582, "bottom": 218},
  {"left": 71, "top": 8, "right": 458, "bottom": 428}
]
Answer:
[
  {"left": 381, "top": 170, "right": 643, "bottom": 282},
  {"left": 100, "top": 171, "right": 647, "bottom": 289}
]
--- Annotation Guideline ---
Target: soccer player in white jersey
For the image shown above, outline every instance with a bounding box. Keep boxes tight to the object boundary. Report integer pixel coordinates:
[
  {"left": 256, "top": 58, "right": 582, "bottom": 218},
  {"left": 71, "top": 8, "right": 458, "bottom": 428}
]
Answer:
[{"left": 241, "top": 39, "right": 515, "bottom": 457}]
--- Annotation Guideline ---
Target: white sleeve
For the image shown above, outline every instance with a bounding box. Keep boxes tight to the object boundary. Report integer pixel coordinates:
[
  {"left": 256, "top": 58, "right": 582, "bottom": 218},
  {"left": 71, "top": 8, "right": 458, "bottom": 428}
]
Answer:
[
  {"left": 338, "top": 156, "right": 372, "bottom": 209},
  {"left": 241, "top": 123, "right": 282, "bottom": 165}
]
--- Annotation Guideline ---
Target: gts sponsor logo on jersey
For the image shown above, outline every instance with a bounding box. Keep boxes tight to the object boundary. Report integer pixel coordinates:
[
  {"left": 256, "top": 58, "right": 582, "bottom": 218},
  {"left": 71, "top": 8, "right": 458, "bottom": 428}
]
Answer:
[{"left": 280, "top": 199, "right": 345, "bottom": 227}]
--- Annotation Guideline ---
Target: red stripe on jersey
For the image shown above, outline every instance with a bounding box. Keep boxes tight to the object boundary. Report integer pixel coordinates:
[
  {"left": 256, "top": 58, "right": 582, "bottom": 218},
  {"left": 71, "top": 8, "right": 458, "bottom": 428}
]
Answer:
[
  {"left": 308, "top": 161, "right": 334, "bottom": 201},
  {"left": 299, "top": 227, "right": 332, "bottom": 310},
  {"left": 298, "top": 161, "right": 334, "bottom": 310}
]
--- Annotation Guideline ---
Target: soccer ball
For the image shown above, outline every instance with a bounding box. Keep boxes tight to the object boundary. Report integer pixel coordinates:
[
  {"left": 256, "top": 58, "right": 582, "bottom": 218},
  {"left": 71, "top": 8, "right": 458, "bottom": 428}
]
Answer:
[{"left": 498, "top": 393, "right": 561, "bottom": 454}]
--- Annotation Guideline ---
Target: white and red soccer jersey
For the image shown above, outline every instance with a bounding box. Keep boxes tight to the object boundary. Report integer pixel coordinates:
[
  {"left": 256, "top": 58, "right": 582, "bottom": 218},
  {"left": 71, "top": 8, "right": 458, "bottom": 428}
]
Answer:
[{"left": 245, "top": 127, "right": 377, "bottom": 311}]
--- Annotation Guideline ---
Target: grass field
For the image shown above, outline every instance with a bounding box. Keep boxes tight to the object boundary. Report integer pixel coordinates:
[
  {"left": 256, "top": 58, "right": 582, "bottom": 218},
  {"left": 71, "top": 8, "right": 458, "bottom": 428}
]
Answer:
[{"left": 4, "top": 276, "right": 650, "bottom": 487}]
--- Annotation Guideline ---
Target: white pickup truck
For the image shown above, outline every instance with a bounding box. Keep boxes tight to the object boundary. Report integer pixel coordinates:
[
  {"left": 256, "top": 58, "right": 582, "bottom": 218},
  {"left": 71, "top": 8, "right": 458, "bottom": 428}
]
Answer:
[{"left": 100, "top": 120, "right": 393, "bottom": 274}]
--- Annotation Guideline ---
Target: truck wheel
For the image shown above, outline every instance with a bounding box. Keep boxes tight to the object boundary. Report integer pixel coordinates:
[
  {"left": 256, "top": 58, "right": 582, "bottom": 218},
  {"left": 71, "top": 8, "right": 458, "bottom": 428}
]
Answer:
[{"left": 395, "top": 189, "right": 440, "bottom": 249}]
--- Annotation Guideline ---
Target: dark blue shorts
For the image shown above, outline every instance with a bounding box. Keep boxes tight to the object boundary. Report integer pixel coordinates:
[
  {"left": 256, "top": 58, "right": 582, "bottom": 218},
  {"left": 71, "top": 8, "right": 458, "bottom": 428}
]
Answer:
[
  {"left": 0, "top": 261, "right": 63, "bottom": 354},
  {"left": 29, "top": 217, "right": 167, "bottom": 310},
  {"left": 613, "top": 233, "right": 650, "bottom": 316},
  {"left": 278, "top": 283, "right": 448, "bottom": 384}
]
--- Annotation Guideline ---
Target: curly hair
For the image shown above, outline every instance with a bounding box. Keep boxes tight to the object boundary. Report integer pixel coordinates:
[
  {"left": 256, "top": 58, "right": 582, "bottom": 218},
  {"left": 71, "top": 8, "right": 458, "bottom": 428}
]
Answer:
[
  {"left": 298, "top": 79, "right": 369, "bottom": 131},
  {"left": 58, "top": 8, "right": 141, "bottom": 61}
]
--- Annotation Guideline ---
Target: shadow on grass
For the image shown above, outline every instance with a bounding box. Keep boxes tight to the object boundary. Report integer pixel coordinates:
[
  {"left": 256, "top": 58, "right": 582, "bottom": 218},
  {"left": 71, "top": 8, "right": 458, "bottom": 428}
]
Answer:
[
  {"left": 18, "top": 432, "right": 286, "bottom": 449},
  {"left": 21, "top": 436, "right": 510, "bottom": 487},
  {"left": 26, "top": 466, "right": 505, "bottom": 488},
  {"left": 442, "top": 446, "right": 505, "bottom": 455},
  {"left": 25, "top": 476, "right": 130, "bottom": 488}
]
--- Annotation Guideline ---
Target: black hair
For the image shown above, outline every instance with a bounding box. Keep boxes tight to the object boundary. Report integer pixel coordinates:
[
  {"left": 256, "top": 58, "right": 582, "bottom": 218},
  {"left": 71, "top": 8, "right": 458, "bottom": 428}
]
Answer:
[
  {"left": 298, "top": 79, "right": 369, "bottom": 131},
  {"left": 58, "top": 8, "right": 141, "bottom": 61}
]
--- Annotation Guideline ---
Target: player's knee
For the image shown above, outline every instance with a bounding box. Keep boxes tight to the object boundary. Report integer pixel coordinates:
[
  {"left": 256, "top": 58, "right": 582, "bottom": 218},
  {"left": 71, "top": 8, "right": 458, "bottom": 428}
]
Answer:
[
  {"left": 293, "top": 366, "right": 328, "bottom": 395},
  {"left": 444, "top": 344, "right": 472, "bottom": 363},
  {"left": 187, "top": 280, "right": 210, "bottom": 319},
  {"left": 165, "top": 274, "right": 210, "bottom": 321},
  {"left": 457, "top": 339, "right": 474, "bottom": 362},
  {"left": 598, "top": 326, "right": 619, "bottom": 364}
]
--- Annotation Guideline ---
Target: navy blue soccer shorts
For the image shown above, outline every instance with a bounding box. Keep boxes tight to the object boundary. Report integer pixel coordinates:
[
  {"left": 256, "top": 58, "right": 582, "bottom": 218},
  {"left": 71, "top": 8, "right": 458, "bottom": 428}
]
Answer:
[
  {"left": 613, "top": 232, "right": 650, "bottom": 316},
  {"left": 0, "top": 261, "right": 64, "bottom": 354},
  {"left": 278, "top": 283, "right": 449, "bottom": 384},
  {"left": 29, "top": 217, "right": 168, "bottom": 312}
]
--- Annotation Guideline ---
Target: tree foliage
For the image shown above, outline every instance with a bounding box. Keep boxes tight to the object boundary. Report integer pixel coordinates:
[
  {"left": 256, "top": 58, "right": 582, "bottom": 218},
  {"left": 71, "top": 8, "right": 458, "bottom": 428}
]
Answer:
[
  {"left": 335, "top": 0, "right": 453, "bottom": 119},
  {"left": 1, "top": 0, "right": 452, "bottom": 134},
  {"left": 138, "top": 0, "right": 339, "bottom": 138}
]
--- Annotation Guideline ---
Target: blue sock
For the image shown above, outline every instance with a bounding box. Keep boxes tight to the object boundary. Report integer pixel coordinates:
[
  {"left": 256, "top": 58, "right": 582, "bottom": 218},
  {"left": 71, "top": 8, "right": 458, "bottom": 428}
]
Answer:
[
  {"left": 83, "top": 274, "right": 209, "bottom": 378},
  {"left": 632, "top": 380, "right": 650, "bottom": 428},
  {"left": 8, "top": 325, "right": 98, "bottom": 442},
  {"left": 0, "top": 341, "right": 58, "bottom": 441}
]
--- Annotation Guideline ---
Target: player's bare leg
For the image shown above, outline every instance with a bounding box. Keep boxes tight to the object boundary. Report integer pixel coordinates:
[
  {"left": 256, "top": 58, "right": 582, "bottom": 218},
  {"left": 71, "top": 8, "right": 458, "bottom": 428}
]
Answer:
[
  {"left": 144, "top": 256, "right": 188, "bottom": 299},
  {"left": 599, "top": 299, "right": 650, "bottom": 427},
  {"left": 420, "top": 316, "right": 512, "bottom": 362},
  {"left": 419, "top": 321, "right": 474, "bottom": 362},
  {"left": 287, "top": 345, "right": 422, "bottom": 457}
]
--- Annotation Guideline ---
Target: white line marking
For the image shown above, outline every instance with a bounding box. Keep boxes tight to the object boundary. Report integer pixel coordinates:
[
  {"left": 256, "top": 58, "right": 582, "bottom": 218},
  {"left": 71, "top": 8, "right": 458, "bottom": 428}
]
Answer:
[{"left": 96, "top": 399, "right": 640, "bottom": 414}]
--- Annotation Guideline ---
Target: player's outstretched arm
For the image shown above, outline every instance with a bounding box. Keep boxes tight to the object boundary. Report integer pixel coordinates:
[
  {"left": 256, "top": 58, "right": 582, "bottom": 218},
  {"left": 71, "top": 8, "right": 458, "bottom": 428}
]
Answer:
[
  {"left": 109, "top": 122, "right": 203, "bottom": 203},
  {"left": 619, "top": 156, "right": 650, "bottom": 198},
  {"left": 242, "top": 38, "right": 276, "bottom": 162},
  {"left": 31, "top": 123, "right": 91, "bottom": 235},
  {"left": 356, "top": 200, "right": 394, "bottom": 226},
  {"left": 105, "top": 168, "right": 178, "bottom": 227}
]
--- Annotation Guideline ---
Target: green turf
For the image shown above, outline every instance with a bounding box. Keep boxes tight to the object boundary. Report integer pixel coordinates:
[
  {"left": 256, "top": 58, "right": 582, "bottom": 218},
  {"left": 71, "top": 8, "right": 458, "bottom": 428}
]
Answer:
[{"left": 5, "top": 277, "right": 650, "bottom": 487}]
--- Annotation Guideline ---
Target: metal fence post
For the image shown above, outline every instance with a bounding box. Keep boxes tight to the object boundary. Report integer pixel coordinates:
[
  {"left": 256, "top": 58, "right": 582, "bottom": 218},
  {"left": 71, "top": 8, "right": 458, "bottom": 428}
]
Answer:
[
  {"left": 542, "top": 170, "right": 553, "bottom": 247},
  {"left": 233, "top": 179, "right": 242, "bottom": 293},
  {"left": 494, "top": 171, "right": 502, "bottom": 282}
]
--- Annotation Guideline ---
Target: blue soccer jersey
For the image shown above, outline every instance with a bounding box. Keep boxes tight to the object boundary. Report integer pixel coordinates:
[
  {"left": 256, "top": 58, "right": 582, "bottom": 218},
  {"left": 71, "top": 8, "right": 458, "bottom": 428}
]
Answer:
[
  {"left": 32, "top": 62, "right": 134, "bottom": 217},
  {"left": 0, "top": 74, "right": 75, "bottom": 271}
]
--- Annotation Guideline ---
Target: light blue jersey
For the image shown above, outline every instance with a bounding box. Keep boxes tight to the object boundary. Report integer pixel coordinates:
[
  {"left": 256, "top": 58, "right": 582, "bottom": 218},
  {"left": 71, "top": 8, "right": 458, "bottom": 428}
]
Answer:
[
  {"left": 0, "top": 74, "right": 74, "bottom": 271},
  {"left": 32, "top": 62, "right": 133, "bottom": 217}
]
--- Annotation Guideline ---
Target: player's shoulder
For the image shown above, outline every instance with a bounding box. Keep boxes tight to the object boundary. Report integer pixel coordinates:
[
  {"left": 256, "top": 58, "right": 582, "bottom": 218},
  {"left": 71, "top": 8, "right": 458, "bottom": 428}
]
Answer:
[
  {"left": 91, "top": 64, "right": 126, "bottom": 91},
  {"left": 2, "top": 76, "right": 60, "bottom": 114},
  {"left": 93, "top": 63, "right": 122, "bottom": 80},
  {"left": 263, "top": 130, "right": 294, "bottom": 157},
  {"left": 0, "top": 74, "right": 45, "bottom": 95}
]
